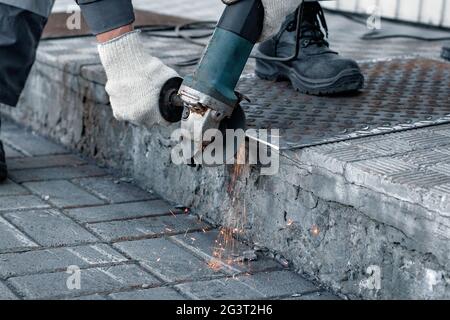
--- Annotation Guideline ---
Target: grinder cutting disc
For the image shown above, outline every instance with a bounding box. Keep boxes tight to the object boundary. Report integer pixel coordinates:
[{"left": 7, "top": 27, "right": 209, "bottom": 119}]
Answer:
[{"left": 191, "top": 103, "right": 246, "bottom": 166}]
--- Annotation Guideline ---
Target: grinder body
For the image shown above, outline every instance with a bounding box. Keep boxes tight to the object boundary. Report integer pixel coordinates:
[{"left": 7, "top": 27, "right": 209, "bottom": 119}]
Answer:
[{"left": 178, "top": 0, "right": 264, "bottom": 163}]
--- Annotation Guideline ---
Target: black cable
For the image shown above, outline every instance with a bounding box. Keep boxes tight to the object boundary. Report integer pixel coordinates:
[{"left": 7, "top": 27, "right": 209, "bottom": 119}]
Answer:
[
  {"left": 323, "top": 8, "right": 450, "bottom": 42},
  {"left": 142, "top": 4, "right": 450, "bottom": 68},
  {"left": 139, "top": 22, "right": 215, "bottom": 66},
  {"left": 140, "top": 1, "right": 307, "bottom": 66},
  {"left": 43, "top": 7, "right": 450, "bottom": 66}
]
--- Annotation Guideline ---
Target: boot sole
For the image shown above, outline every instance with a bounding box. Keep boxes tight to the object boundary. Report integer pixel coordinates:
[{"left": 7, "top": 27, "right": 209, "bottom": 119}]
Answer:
[{"left": 256, "top": 60, "right": 364, "bottom": 95}]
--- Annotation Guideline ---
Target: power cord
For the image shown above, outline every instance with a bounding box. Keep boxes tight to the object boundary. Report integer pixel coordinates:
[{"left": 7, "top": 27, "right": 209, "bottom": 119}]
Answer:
[
  {"left": 139, "top": 7, "right": 450, "bottom": 67},
  {"left": 43, "top": 8, "right": 450, "bottom": 66},
  {"left": 322, "top": 8, "right": 450, "bottom": 42},
  {"left": 139, "top": 0, "right": 307, "bottom": 65}
]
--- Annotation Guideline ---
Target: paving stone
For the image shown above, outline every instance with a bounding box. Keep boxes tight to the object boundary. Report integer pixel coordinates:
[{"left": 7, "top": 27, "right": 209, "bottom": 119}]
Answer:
[
  {"left": 0, "top": 244, "right": 127, "bottom": 278},
  {"left": 87, "top": 215, "right": 210, "bottom": 242},
  {"left": 175, "top": 278, "right": 265, "bottom": 300},
  {"left": 9, "top": 165, "right": 107, "bottom": 183},
  {"left": 284, "top": 291, "right": 340, "bottom": 300},
  {"left": 115, "top": 238, "right": 222, "bottom": 283},
  {"left": 0, "top": 121, "right": 20, "bottom": 131},
  {"left": 1, "top": 130, "right": 68, "bottom": 156},
  {"left": 0, "top": 195, "right": 49, "bottom": 212},
  {"left": 67, "top": 200, "right": 178, "bottom": 223},
  {"left": 73, "top": 177, "right": 156, "bottom": 204},
  {"left": 0, "top": 281, "right": 17, "bottom": 300},
  {"left": 2, "top": 144, "right": 24, "bottom": 158},
  {"left": 4, "top": 209, "right": 98, "bottom": 247},
  {"left": 237, "top": 271, "right": 319, "bottom": 298},
  {"left": 176, "top": 271, "right": 318, "bottom": 300},
  {"left": 7, "top": 154, "right": 86, "bottom": 170},
  {"left": 8, "top": 264, "right": 160, "bottom": 299},
  {"left": 171, "top": 230, "right": 281, "bottom": 275},
  {"left": 23, "top": 180, "right": 104, "bottom": 208},
  {"left": 0, "top": 216, "right": 38, "bottom": 252},
  {"left": 109, "top": 287, "right": 186, "bottom": 300},
  {"left": 0, "top": 179, "right": 29, "bottom": 197},
  {"left": 71, "top": 294, "right": 107, "bottom": 300}
]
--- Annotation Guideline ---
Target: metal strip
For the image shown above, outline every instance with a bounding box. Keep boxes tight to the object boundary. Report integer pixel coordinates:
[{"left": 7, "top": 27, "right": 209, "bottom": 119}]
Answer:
[{"left": 241, "top": 58, "right": 450, "bottom": 150}]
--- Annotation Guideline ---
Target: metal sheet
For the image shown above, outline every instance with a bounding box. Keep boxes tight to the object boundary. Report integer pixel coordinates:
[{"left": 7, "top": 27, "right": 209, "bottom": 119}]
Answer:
[{"left": 240, "top": 58, "right": 450, "bottom": 150}]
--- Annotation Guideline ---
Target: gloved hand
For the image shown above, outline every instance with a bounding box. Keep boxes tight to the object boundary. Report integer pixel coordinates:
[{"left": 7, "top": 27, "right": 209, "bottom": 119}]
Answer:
[
  {"left": 97, "top": 30, "right": 179, "bottom": 127},
  {"left": 259, "top": 0, "right": 304, "bottom": 42}
]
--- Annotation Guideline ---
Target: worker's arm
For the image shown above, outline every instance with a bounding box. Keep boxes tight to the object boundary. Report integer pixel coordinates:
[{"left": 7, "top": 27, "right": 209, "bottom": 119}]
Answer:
[
  {"left": 76, "top": 0, "right": 304, "bottom": 127},
  {"left": 77, "top": 0, "right": 178, "bottom": 127}
]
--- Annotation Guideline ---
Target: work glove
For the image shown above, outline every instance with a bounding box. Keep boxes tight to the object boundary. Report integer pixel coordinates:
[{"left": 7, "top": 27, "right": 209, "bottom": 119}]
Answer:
[
  {"left": 259, "top": 0, "right": 304, "bottom": 42},
  {"left": 97, "top": 30, "right": 179, "bottom": 127}
]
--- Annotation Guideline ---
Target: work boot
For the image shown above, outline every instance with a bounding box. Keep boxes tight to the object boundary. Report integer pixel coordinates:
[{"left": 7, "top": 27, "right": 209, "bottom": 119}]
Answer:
[
  {"left": 0, "top": 119, "right": 7, "bottom": 182},
  {"left": 256, "top": 1, "right": 364, "bottom": 95}
]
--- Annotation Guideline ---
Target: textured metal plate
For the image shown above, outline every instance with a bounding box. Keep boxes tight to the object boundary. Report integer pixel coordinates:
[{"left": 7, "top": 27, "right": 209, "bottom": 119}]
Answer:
[{"left": 240, "top": 58, "right": 450, "bottom": 150}]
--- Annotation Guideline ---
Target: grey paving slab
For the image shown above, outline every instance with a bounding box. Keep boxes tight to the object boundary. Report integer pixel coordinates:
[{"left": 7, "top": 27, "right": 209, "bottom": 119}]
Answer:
[
  {"left": 285, "top": 291, "right": 340, "bottom": 300},
  {"left": 0, "top": 195, "right": 49, "bottom": 212},
  {"left": 109, "top": 287, "right": 186, "bottom": 300},
  {"left": 231, "top": 271, "right": 320, "bottom": 298},
  {"left": 0, "top": 281, "right": 17, "bottom": 300},
  {"left": 7, "top": 154, "right": 86, "bottom": 170},
  {"left": 0, "top": 216, "right": 38, "bottom": 252},
  {"left": 73, "top": 177, "right": 155, "bottom": 203},
  {"left": 0, "top": 244, "right": 127, "bottom": 278},
  {"left": 2, "top": 144, "right": 24, "bottom": 158},
  {"left": 8, "top": 264, "right": 160, "bottom": 299},
  {"left": 23, "top": 180, "right": 105, "bottom": 208},
  {"left": 0, "top": 180, "right": 29, "bottom": 197},
  {"left": 171, "top": 230, "right": 282, "bottom": 275},
  {"left": 9, "top": 165, "right": 107, "bottom": 183},
  {"left": 176, "top": 271, "right": 319, "bottom": 300},
  {"left": 71, "top": 294, "right": 107, "bottom": 300},
  {"left": 87, "top": 215, "right": 210, "bottom": 242},
  {"left": 1, "top": 130, "right": 68, "bottom": 156},
  {"left": 3, "top": 209, "right": 98, "bottom": 247},
  {"left": 115, "top": 238, "right": 222, "bottom": 283},
  {"left": 175, "top": 278, "right": 265, "bottom": 300},
  {"left": 0, "top": 121, "right": 21, "bottom": 132},
  {"left": 67, "top": 200, "right": 178, "bottom": 223}
]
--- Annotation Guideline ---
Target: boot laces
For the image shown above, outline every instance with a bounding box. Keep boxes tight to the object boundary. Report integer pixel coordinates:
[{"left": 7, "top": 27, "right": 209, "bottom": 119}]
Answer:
[{"left": 299, "top": 2, "right": 329, "bottom": 47}]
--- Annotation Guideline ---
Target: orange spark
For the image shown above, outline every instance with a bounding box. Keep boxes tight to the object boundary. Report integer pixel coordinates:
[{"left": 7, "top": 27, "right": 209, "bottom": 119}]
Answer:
[
  {"left": 311, "top": 225, "right": 320, "bottom": 236},
  {"left": 208, "top": 260, "right": 222, "bottom": 271}
]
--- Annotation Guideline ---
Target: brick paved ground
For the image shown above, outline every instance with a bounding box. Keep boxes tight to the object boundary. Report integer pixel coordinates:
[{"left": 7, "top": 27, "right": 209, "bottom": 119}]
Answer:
[{"left": 0, "top": 122, "right": 336, "bottom": 300}]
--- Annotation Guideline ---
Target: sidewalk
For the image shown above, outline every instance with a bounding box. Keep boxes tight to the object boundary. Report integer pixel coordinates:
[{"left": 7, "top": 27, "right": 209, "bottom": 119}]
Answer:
[{"left": 0, "top": 122, "right": 335, "bottom": 300}]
